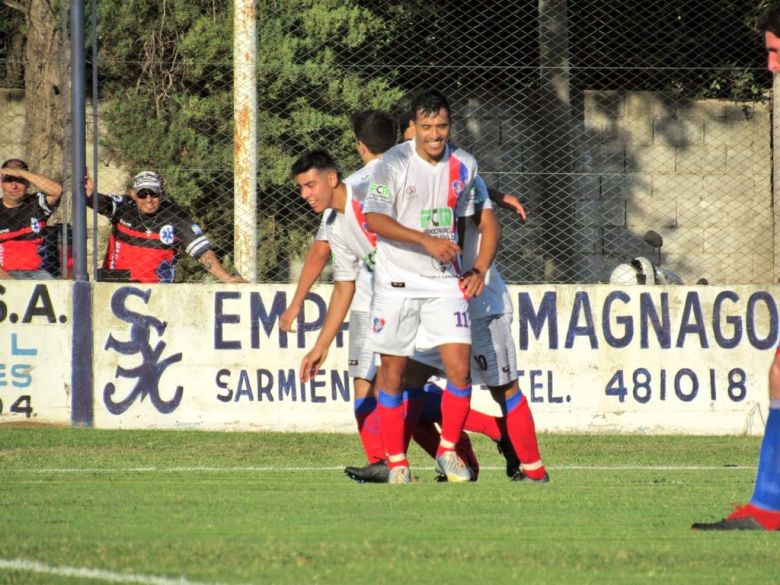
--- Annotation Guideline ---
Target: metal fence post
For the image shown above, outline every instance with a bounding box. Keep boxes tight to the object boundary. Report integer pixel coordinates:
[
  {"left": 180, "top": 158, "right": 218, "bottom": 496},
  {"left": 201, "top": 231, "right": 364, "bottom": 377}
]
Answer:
[{"left": 233, "top": 0, "right": 258, "bottom": 282}]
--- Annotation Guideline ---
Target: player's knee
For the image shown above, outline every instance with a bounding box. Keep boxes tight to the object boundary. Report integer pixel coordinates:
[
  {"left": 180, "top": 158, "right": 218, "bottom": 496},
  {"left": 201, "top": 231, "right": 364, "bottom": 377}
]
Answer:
[{"left": 446, "top": 363, "right": 470, "bottom": 386}]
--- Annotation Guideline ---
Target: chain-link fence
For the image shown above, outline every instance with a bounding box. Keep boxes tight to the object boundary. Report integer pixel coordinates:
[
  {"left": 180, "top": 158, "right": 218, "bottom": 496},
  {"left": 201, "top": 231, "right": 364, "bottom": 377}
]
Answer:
[{"left": 0, "top": 1, "right": 773, "bottom": 284}]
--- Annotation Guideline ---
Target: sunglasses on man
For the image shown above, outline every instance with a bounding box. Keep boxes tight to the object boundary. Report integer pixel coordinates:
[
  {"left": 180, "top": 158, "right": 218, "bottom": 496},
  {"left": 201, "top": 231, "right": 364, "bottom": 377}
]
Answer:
[{"left": 136, "top": 189, "right": 160, "bottom": 199}]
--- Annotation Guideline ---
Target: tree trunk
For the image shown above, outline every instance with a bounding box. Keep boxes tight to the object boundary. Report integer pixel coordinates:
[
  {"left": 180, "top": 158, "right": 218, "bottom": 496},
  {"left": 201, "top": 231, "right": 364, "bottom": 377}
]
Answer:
[{"left": 23, "top": 0, "right": 64, "bottom": 182}]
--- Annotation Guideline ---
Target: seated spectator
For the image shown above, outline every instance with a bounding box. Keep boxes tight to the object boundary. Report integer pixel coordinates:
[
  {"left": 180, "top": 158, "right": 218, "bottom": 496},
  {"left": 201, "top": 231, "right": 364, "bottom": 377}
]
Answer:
[
  {"left": 86, "top": 170, "right": 245, "bottom": 284},
  {"left": 0, "top": 159, "right": 63, "bottom": 280}
]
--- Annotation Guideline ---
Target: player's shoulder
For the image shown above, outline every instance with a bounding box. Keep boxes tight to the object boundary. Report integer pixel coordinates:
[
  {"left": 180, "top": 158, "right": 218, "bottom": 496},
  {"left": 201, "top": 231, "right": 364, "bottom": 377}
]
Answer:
[
  {"left": 378, "top": 141, "right": 414, "bottom": 170},
  {"left": 448, "top": 143, "right": 477, "bottom": 168}
]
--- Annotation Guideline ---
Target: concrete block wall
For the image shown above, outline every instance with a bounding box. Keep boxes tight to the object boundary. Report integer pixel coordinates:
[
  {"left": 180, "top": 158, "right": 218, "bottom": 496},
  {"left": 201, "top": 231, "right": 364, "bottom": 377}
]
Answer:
[{"left": 584, "top": 90, "right": 772, "bottom": 285}]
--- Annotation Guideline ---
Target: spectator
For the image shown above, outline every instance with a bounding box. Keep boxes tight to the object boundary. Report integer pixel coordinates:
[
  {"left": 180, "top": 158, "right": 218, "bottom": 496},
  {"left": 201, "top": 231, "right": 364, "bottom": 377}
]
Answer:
[
  {"left": 87, "top": 171, "right": 245, "bottom": 284},
  {"left": 0, "top": 158, "right": 63, "bottom": 280}
]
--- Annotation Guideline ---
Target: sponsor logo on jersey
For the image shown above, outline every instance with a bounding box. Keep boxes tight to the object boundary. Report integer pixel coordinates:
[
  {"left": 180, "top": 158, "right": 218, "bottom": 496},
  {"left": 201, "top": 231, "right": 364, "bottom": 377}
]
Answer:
[
  {"left": 191, "top": 223, "right": 203, "bottom": 235},
  {"left": 30, "top": 218, "right": 41, "bottom": 234},
  {"left": 420, "top": 207, "right": 453, "bottom": 229},
  {"left": 367, "top": 183, "right": 391, "bottom": 202},
  {"left": 159, "top": 224, "right": 175, "bottom": 245},
  {"left": 390, "top": 282, "right": 405, "bottom": 288},
  {"left": 348, "top": 359, "right": 359, "bottom": 366},
  {"left": 371, "top": 317, "right": 386, "bottom": 334}
]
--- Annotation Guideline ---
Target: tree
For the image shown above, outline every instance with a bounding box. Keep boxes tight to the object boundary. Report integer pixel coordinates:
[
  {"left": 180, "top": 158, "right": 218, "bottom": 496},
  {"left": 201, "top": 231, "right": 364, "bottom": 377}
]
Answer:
[
  {"left": 2, "top": 0, "right": 64, "bottom": 182},
  {"left": 92, "top": 0, "right": 405, "bottom": 280}
]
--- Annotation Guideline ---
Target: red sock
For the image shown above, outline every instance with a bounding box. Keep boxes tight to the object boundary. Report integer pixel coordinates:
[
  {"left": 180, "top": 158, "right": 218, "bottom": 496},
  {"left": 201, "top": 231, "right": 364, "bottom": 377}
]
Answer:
[
  {"left": 354, "top": 397, "right": 385, "bottom": 463},
  {"left": 438, "top": 380, "right": 472, "bottom": 457},
  {"left": 403, "top": 388, "right": 426, "bottom": 451},
  {"left": 506, "top": 392, "right": 546, "bottom": 480},
  {"left": 377, "top": 390, "right": 407, "bottom": 468},
  {"left": 455, "top": 432, "right": 479, "bottom": 480},
  {"left": 464, "top": 409, "right": 502, "bottom": 441},
  {"left": 412, "top": 421, "right": 440, "bottom": 459}
]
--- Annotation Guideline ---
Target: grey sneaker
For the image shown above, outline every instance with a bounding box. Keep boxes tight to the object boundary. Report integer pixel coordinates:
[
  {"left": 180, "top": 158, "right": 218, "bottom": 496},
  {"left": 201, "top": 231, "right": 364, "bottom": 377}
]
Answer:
[
  {"left": 388, "top": 465, "right": 411, "bottom": 484},
  {"left": 434, "top": 450, "right": 472, "bottom": 482}
]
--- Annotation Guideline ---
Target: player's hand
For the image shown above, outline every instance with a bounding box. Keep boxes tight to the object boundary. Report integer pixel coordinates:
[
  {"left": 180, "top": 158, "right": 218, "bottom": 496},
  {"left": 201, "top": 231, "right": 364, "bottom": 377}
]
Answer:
[
  {"left": 459, "top": 267, "right": 486, "bottom": 299},
  {"left": 423, "top": 236, "right": 460, "bottom": 264},
  {"left": 280, "top": 304, "right": 300, "bottom": 332},
  {"left": 84, "top": 174, "right": 94, "bottom": 198},
  {"left": 496, "top": 193, "right": 527, "bottom": 222},
  {"left": 300, "top": 345, "right": 328, "bottom": 382}
]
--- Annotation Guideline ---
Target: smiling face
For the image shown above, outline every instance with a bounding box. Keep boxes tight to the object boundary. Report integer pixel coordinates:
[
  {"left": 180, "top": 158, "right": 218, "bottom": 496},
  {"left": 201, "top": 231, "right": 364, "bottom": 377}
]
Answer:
[
  {"left": 412, "top": 107, "right": 449, "bottom": 164},
  {"left": 295, "top": 167, "right": 338, "bottom": 214},
  {"left": 130, "top": 188, "right": 162, "bottom": 215}
]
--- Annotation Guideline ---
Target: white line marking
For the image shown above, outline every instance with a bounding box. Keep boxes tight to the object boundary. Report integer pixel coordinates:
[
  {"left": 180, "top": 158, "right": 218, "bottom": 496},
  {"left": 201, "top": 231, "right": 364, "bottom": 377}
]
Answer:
[
  {"left": 0, "top": 464, "right": 757, "bottom": 473},
  {"left": 0, "top": 558, "right": 244, "bottom": 585}
]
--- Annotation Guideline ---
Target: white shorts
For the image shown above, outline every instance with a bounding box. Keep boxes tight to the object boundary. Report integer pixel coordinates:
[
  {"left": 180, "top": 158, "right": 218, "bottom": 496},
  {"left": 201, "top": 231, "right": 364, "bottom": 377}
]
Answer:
[
  {"left": 368, "top": 294, "right": 471, "bottom": 356},
  {"left": 348, "top": 310, "right": 377, "bottom": 381},
  {"left": 412, "top": 313, "right": 517, "bottom": 388}
]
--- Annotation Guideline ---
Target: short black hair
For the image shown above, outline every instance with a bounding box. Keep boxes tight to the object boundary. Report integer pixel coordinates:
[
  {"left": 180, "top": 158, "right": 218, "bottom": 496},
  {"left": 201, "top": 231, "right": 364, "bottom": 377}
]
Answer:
[
  {"left": 350, "top": 110, "right": 398, "bottom": 155},
  {"left": 291, "top": 149, "right": 340, "bottom": 179},
  {"left": 397, "top": 111, "right": 415, "bottom": 139},
  {"left": 2, "top": 158, "right": 28, "bottom": 170},
  {"left": 409, "top": 88, "right": 450, "bottom": 121},
  {"left": 758, "top": 3, "right": 780, "bottom": 36}
]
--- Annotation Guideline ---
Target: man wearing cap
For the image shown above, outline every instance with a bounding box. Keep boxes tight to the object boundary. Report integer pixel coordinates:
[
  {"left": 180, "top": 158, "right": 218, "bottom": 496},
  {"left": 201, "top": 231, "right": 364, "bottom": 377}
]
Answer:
[
  {"left": 0, "top": 158, "right": 63, "bottom": 280},
  {"left": 87, "top": 171, "right": 245, "bottom": 284}
]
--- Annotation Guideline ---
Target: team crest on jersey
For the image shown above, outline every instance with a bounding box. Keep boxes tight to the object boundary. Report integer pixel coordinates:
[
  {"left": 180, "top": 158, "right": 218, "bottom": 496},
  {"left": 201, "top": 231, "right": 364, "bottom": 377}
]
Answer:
[
  {"left": 405, "top": 185, "right": 417, "bottom": 196},
  {"left": 371, "top": 317, "right": 386, "bottom": 334},
  {"left": 30, "top": 218, "right": 41, "bottom": 234},
  {"left": 191, "top": 223, "right": 203, "bottom": 236},
  {"left": 159, "top": 224, "right": 175, "bottom": 244},
  {"left": 452, "top": 179, "right": 466, "bottom": 195}
]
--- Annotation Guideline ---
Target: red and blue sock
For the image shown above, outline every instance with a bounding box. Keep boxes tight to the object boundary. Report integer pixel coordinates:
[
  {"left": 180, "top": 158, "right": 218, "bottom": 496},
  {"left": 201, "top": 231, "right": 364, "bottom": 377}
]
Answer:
[
  {"left": 750, "top": 403, "right": 780, "bottom": 515},
  {"left": 403, "top": 387, "right": 426, "bottom": 451},
  {"left": 354, "top": 396, "right": 385, "bottom": 464},
  {"left": 503, "top": 390, "right": 546, "bottom": 480},
  {"left": 377, "top": 389, "right": 407, "bottom": 468},
  {"left": 438, "top": 380, "right": 472, "bottom": 458}
]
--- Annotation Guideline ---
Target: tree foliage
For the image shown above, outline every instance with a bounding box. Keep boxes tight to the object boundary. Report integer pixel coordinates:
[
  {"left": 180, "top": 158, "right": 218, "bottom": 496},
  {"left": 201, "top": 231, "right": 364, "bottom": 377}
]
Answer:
[{"left": 91, "top": 0, "right": 406, "bottom": 279}]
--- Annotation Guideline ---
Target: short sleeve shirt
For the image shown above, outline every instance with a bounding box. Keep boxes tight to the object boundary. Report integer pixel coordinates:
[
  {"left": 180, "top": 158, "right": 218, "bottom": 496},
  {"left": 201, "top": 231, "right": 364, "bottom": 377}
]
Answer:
[{"left": 364, "top": 141, "right": 478, "bottom": 298}]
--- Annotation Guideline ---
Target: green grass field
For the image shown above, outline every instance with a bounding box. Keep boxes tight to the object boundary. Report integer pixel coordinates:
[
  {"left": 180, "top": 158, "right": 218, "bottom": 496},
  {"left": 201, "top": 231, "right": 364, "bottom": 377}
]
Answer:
[{"left": 1, "top": 427, "right": 778, "bottom": 585}]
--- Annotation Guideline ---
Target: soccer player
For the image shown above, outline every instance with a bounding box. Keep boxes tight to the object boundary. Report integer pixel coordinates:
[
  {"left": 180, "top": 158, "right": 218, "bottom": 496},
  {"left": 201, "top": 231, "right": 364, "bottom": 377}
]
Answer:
[
  {"left": 364, "top": 88, "right": 499, "bottom": 483},
  {"left": 291, "top": 147, "right": 505, "bottom": 483},
  {"left": 691, "top": 4, "right": 780, "bottom": 530},
  {"left": 349, "top": 174, "right": 548, "bottom": 484}
]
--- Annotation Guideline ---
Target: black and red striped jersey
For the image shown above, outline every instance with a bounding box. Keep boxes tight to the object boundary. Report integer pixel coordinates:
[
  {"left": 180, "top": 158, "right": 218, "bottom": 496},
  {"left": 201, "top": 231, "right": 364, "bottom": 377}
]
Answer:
[
  {"left": 0, "top": 192, "right": 57, "bottom": 271},
  {"left": 91, "top": 193, "right": 211, "bottom": 283}
]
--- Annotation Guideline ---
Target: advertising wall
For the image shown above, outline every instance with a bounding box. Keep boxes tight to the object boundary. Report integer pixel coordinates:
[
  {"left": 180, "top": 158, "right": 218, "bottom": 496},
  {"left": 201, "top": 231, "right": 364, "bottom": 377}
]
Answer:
[
  {"left": 1, "top": 282, "right": 775, "bottom": 434},
  {"left": 0, "top": 281, "right": 72, "bottom": 424}
]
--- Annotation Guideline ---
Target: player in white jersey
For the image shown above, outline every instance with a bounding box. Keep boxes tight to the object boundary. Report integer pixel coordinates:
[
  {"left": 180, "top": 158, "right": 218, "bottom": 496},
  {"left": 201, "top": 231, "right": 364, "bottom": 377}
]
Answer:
[
  {"left": 364, "top": 89, "right": 500, "bottom": 483},
  {"left": 404, "top": 175, "right": 549, "bottom": 482}
]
